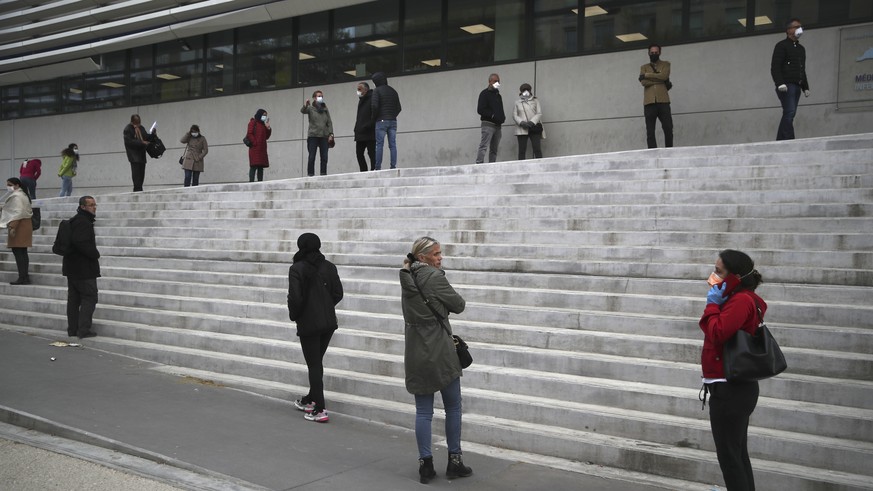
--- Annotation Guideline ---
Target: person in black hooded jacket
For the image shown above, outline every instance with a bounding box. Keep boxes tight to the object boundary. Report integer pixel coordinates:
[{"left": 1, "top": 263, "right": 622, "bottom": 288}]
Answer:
[
  {"left": 287, "top": 233, "right": 343, "bottom": 423},
  {"left": 371, "top": 72, "right": 401, "bottom": 170},
  {"left": 354, "top": 82, "right": 376, "bottom": 171}
]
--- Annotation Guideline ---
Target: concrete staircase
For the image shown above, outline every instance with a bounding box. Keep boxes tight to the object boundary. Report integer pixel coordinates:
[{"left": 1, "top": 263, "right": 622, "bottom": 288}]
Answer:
[{"left": 1, "top": 133, "right": 872, "bottom": 490}]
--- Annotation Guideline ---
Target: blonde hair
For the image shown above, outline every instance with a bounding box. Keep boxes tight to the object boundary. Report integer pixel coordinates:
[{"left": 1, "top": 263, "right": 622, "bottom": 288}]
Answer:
[{"left": 404, "top": 236, "right": 439, "bottom": 267}]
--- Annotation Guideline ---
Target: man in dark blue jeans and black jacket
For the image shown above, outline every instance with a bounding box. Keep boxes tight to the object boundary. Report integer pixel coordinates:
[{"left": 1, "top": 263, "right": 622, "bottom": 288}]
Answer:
[
  {"left": 771, "top": 17, "right": 809, "bottom": 141},
  {"left": 64, "top": 196, "right": 100, "bottom": 339}
]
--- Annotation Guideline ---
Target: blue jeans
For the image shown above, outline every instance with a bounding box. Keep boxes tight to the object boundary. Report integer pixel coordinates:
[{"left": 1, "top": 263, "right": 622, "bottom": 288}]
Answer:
[
  {"left": 776, "top": 83, "right": 801, "bottom": 141},
  {"left": 184, "top": 169, "right": 200, "bottom": 187},
  {"left": 59, "top": 176, "right": 73, "bottom": 197},
  {"left": 375, "top": 120, "right": 397, "bottom": 170},
  {"left": 307, "top": 136, "right": 329, "bottom": 176},
  {"left": 414, "top": 377, "right": 462, "bottom": 459}
]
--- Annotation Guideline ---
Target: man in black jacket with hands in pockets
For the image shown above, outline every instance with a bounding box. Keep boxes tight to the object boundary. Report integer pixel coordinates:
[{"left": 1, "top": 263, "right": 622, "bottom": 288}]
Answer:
[
  {"left": 476, "top": 73, "right": 505, "bottom": 164},
  {"left": 63, "top": 196, "right": 100, "bottom": 339}
]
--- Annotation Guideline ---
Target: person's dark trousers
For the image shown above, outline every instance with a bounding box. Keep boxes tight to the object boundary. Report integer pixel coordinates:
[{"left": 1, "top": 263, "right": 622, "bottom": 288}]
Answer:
[
  {"left": 356, "top": 140, "right": 376, "bottom": 171},
  {"left": 307, "top": 137, "right": 330, "bottom": 176},
  {"left": 708, "top": 381, "right": 759, "bottom": 491},
  {"left": 184, "top": 169, "right": 200, "bottom": 187},
  {"left": 644, "top": 103, "right": 674, "bottom": 148},
  {"left": 517, "top": 134, "right": 543, "bottom": 160},
  {"left": 20, "top": 178, "right": 36, "bottom": 199},
  {"left": 130, "top": 161, "right": 146, "bottom": 191},
  {"left": 248, "top": 167, "right": 264, "bottom": 182},
  {"left": 299, "top": 330, "right": 334, "bottom": 413},
  {"left": 776, "top": 83, "right": 802, "bottom": 141},
  {"left": 66, "top": 278, "right": 98, "bottom": 337},
  {"left": 11, "top": 247, "right": 28, "bottom": 280}
]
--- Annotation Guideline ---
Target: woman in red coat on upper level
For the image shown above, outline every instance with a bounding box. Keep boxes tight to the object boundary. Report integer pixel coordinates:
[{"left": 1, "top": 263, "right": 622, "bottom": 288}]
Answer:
[
  {"left": 246, "top": 108, "right": 272, "bottom": 182},
  {"left": 699, "top": 249, "right": 766, "bottom": 491}
]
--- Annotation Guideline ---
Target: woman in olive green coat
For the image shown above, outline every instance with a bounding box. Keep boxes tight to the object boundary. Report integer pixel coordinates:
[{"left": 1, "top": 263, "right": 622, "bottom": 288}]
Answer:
[{"left": 399, "top": 236, "right": 472, "bottom": 483}]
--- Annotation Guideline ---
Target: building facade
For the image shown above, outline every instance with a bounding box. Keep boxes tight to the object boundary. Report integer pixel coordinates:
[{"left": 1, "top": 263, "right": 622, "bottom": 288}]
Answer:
[{"left": 1, "top": 0, "right": 871, "bottom": 193}]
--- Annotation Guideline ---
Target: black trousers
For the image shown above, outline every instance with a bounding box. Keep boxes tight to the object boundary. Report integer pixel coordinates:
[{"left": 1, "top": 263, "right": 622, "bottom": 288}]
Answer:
[
  {"left": 11, "top": 247, "right": 28, "bottom": 279},
  {"left": 644, "top": 103, "right": 674, "bottom": 148},
  {"left": 517, "top": 134, "right": 543, "bottom": 160},
  {"left": 299, "top": 330, "right": 334, "bottom": 413},
  {"left": 249, "top": 167, "right": 264, "bottom": 182},
  {"left": 709, "top": 381, "right": 759, "bottom": 491},
  {"left": 130, "top": 161, "right": 146, "bottom": 191},
  {"left": 67, "top": 278, "right": 98, "bottom": 337},
  {"left": 356, "top": 140, "right": 376, "bottom": 171}
]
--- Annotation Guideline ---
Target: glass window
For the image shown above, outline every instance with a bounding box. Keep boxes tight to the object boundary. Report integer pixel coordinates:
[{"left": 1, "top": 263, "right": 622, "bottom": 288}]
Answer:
[
  {"left": 206, "top": 30, "right": 234, "bottom": 95},
  {"left": 334, "top": 0, "right": 399, "bottom": 39},
  {"left": 22, "top": 81, "right": 60, "bottom": 117},
  {"left": 687, "top": 0, "right": 755, "bottom": 37},
  {"left": 62, "top": 76, "right": 85, "bottom": 112},
  {"left": 84, "top": 72, "right": 127, "bottom": 110},
  {"left": 403, "top": 0, "right": 443, "bottom": 72},
  {"left": 754, "top": 0, "right": 817, "bottom": 32},
  {"left": 583, "top": 1, "right": 684, "bottom": 51},
  {"left": 1, "top": 87, "right": 21, "bottom": 119},
  {"left": 331, "top": 0, "right": 400, "bottom": 81},
  {"left": 237, "top": 20, "right": 293, "bottom": 91},
  {"left": 298, "top": 11, "right": 331, "bottom": 85},
  {"left": 534, "top": 0, "right": 579, "bottom": 57},
  {"left": 447, "top": 0, "right": 525, "bottom": 68}
]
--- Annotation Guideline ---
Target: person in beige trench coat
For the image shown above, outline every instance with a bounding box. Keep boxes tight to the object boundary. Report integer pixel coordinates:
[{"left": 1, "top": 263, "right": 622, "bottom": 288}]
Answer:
[
  {"left": 180, "top": 124, "right": 208, "bottom": 187},
  {"left": 0, "top": 177, "right": 33, "bottom": 284}
]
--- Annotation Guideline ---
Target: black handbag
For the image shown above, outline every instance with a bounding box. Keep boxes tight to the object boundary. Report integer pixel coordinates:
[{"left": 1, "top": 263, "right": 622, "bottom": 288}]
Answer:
[
  {"left": 528, "top": 122, "right": 544, "bottom": 134},
  {"left": 146, "top": 136, "right": 166, "bottom": 159},
  {"left": 31, "top": 207, "right": 40, "bottom": 231},
  {"left": 410, "top": 270, "right": 473, "bottom": 369},
  {"left": 243, "top": 136, "right": 253, "bottom": 147},
  {"left": 722, "top": 300, "right": 787, "bottom": 382}
]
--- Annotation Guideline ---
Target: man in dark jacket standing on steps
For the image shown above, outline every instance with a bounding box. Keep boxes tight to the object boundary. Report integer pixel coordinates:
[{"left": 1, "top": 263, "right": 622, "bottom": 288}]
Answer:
[
  {"left": 371, "top": 72, "right": 401, "bottom": 170},
  {"left": 64, "top": 196, "right": 100, "bottom": 339},
  {"left": 354, "top": 82, "right": 376, "bottom": 171},
  {"left": 771, "top": 17, "right": 809, "bottom": 141},
  {"left": 123, "top": 114, "right": 151, "bottom": 192},
  {"left": 476, "top": 73, "right": 505, "bottom": 164}
]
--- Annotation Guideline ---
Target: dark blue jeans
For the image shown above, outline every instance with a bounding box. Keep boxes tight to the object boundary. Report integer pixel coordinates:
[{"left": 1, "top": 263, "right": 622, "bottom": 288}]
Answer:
[
  {"left": 776, "top": 83, "right": 801, "bottom": 141},
  {"left": 375, "top": 120, "right": 398, "bottom": 170},
  {"left": 184, "top": 169, "right": 200, "bottom": 187},
  {"left": 307, "top": 136, "right": 329, "bottom": 176}
]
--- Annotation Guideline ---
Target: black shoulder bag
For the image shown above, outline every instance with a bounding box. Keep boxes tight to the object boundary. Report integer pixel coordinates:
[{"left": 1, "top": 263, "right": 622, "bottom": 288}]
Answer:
[
  {"left": 410, "top": 270, "right": 473, "bottom": 369},
  {"left": 722, "top": 299, "right": 787, "bottom": 382}
]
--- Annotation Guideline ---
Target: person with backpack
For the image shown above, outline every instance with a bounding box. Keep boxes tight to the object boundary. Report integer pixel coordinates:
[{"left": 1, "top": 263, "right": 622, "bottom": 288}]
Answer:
[
  {"left": 59, "top": 196, "right": 101, "bottom": 338},
  {"left": 123, "top": 114, "right": 151, "bottom": 192},
  {"left": 0, "top": 178, "right": 33, "bottom": 285},
  {"left": 287, "top": 233, "right": 343, "bottom": 423}
]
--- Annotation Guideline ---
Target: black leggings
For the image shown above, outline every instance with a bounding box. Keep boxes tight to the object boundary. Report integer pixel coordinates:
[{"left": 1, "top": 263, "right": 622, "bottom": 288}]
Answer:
[
  {"left": 249, "top": 167, "right": 264, "bottom": 182},
  {"left": 12, "top": 247, "right": 28, "bottom": 279},
  {"left": 299, "top": 330, "right": 334, "bottom": 413},
  {"left": 709, "top": 381, "right": 759, "bottom": 491}
]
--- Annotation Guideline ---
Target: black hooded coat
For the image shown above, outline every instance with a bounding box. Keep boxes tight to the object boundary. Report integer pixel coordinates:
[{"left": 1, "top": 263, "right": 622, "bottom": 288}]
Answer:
[
  {"left": 370, "top": 72, "right": 402, "bottom": 121},
  {"left": 287, "top": 233, "right": 343, "bottom": 337}
]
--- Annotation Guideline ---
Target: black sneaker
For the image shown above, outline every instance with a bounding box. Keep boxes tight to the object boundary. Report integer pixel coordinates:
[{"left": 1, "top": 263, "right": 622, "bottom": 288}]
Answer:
[{"left": 78, "top": 332, "right": 97, "bottom": 339}]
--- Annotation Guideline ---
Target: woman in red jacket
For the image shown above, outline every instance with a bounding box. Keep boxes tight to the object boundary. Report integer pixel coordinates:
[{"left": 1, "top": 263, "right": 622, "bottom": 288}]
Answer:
[
  {"left": 246, "top": 108, "right": 272, "bottom": 182},
  {"left": 699, "top": 249, "right": 765, "bottom": 491}
]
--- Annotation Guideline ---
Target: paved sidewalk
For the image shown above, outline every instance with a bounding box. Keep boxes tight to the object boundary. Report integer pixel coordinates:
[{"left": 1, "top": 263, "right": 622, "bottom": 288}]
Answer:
[{"left": 0, "top": 328, "right": 690, "bottom": 491}]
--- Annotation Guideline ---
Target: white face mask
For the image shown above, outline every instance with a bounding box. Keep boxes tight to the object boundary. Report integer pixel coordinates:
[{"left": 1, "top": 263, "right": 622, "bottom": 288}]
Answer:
[
  {"left": 316, "top": 96, "right": 324, "bottom": 103},
  {"left": 356, "top": 90, "right": 362, "bottom": 97},
  {"left": 6, "top": 186, "right": 14, "bottom": 192},
  {"left": 492, "top": 81, "right": 500, "bottom": 89},
  {"left": 261, "top": 115, "right": 268, "bottom": 122},
  {"left": 794, "top": 27, "right": 804, "bottom": 38},
  {"left": 522, "top": 90, "right": 531, "bottom": 98},
  {"left": 190, "top": 132, "right": 199, "bottom": 137},
  {"left": 73, "top": 148, "right": 79, "bottom": 154}
]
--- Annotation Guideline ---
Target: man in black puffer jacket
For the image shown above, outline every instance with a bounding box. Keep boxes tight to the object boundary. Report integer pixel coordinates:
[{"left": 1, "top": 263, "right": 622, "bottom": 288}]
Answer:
[
  {"left": 770, "top": 17, "right": 810, "bottom": 141},
  {"left": 288, "top": 233, "right": 343, "bottom": 423},
  {"left": 371, "top": 72, "right": 402, "bottom": 170}
]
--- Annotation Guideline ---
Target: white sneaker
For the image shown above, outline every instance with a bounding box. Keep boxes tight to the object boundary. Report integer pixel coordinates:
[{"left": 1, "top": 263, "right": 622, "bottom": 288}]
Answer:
[
  {"left": 293, "top": 399, "right": 315, "bottom": 413},
  {"left": 304, "top": 410, "right": 329, "bottom": 423}
]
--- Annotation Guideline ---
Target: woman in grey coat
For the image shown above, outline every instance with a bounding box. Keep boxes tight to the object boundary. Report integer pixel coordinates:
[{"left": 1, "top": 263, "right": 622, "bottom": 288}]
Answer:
[
  {"left": 399, "top": 236, "right": 471, "bottom": 484},
  {"left": 180, "top": 124, "right": 208, "bottom": 187}
]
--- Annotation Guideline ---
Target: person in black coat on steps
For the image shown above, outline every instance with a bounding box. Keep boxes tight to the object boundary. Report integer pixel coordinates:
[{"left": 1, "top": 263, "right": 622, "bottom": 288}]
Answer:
[
  {"left": 287, "top": 233, "right": 343, "bottom": 423},
  {"left": 354, "top": 82, "right": 376, "bottom": 171}
]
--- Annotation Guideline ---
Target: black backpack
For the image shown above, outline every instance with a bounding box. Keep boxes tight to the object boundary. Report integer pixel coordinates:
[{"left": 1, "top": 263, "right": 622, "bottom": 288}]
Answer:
[
  {"left": 146, "top": 136, "right": 166, "bottom": 158},
  {"left": 52, "top": 219, "right": 72, "bottom": 256}
]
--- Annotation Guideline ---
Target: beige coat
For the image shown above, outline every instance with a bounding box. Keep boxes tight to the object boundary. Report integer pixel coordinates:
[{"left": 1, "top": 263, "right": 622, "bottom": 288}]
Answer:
[
  {"left": 180, "top": 134, "right": 208, "bottom": 172},
  {"left": 0, "top": 189, "right": 33, "bottom": 248},
  {"left": 513, "top": 97, "right": 545, "bottom": 137},
  {"left": 640, "top": 60, "right": 671, "bottom": 105}
]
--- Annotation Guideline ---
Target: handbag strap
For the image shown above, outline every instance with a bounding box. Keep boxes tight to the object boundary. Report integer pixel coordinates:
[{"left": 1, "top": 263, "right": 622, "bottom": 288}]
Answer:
[
  {"left": 752, "top": 298, "right": 765, "bottom": 326},
  {"left": 520, "top": 100, "right": 534, "bottom": 123},
  {"left": 409, "top": 269, "right": 452, "bottom": 339}
]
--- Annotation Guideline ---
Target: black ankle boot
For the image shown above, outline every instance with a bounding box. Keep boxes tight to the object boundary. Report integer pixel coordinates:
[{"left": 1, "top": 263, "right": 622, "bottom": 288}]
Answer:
[
  {"left": 446, "top": 453, "right": 472, "bottom": 479},
  {"left": 418, "top": 456, "right": 436, "bottom": 484},
  {"left": 10, "top": 276, "right": 30, "bottom": 285}
]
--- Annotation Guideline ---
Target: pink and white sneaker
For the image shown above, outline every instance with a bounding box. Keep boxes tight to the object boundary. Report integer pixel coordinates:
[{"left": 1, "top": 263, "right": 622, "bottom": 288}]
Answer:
[
  {"left": 293, "top": 399, "right": 315, "bottom": 413},
  {"left": 304, "top": 410, "right": 329, "bottom": 423}
]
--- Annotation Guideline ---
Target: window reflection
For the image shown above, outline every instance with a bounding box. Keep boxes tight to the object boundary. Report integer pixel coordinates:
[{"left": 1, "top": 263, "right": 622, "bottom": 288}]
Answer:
[
  {"left": 447, "top": 0, "right": 525, "bottom": 67},
  {"left": 535, "top": 0, "right": 578, "bottom": 57},
  {"left": 583, "top": 1, "right": 684, "bottom": 50},
  {"left": 238, "top": 20, "right": 293, "bottom": 92},
  {"left": 403, "top": 0, "right": 443, "bottom": 72}
]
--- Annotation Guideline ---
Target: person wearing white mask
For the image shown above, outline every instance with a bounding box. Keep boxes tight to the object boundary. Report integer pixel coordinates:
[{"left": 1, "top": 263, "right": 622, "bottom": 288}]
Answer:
[
  {"left": 0, "top": 178, "right": 33, "bottom": 285},
  {"left": 513, "top": 83, "right": 544, "bottom": 160},
  {"left": 354, "top": 82, "right": 376, "bottom": 172},
  {"left": 301, "top": 90, "right": 335, "bottom": 176},
  {"left": 58, "top": 143, "right": 79, "bottom": 197},
  {"left": 180, "top": 124, "right": 208, "bottom": 187},
  {"left": 771, "top": 17, "right": 809, "bottom": 141},
  {"left": 246, "top": 109, "right": 272, "bottom": 182},
  {"left": 476, "top": 73, "right": 505, "bottom": 164}
]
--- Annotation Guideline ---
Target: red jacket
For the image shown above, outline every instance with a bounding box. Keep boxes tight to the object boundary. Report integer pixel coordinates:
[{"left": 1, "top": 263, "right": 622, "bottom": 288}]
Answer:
[
  {"left": 20, "top": 159, "right": 42, "bottom": 180},
  {"left": 699, "top": 290, "right": 767, "bottom": 379},
  {"left": 247, "top": 118, "right": 272, "bottom": 167}
]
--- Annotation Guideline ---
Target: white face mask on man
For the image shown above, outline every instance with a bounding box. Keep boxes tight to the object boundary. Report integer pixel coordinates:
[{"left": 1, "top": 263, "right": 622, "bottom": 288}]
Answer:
[
  {"left": 522, "top": 90, "right": 531, "bottom": 98},
  {"left": 6, "top": 186, "right": 14, "bottom": 192},
  {"left": 356, "top": 90, "right": 362, "bottom": 97},
  {"left": 794, "top": 27, "right": 804, "bottom": 38},
  {"left": 316, "top": 96, "right": 324, "bottom": 103},
  {"left": 492, "top": 81, "right": 500, "bottom": 89}
]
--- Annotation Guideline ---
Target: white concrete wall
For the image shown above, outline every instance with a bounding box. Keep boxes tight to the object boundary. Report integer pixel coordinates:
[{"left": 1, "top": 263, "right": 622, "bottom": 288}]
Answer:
[{"left": 1, "top": 24, "right": 870, "bottom": 197}]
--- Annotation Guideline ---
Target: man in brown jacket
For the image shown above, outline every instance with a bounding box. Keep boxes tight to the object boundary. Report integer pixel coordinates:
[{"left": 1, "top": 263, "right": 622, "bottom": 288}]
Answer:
[{"left": 639, "top": 44, "right": 673, "bottom": 148}]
